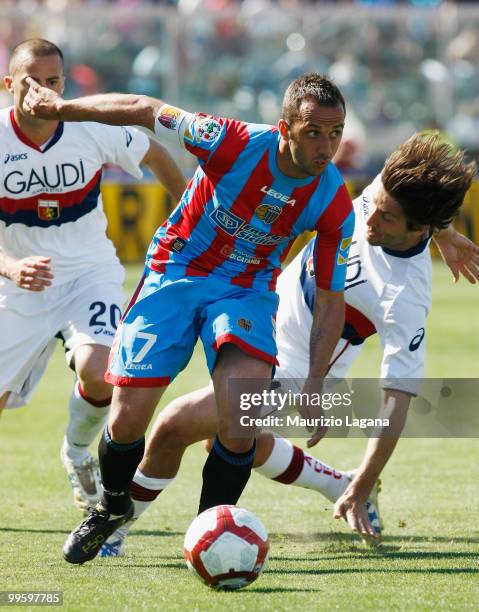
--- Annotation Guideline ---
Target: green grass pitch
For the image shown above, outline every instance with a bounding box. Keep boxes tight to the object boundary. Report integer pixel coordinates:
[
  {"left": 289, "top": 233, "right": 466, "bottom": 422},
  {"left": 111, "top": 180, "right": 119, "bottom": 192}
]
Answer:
[{"left": 1, "top": 263, "right": 478, "bottom": 611}]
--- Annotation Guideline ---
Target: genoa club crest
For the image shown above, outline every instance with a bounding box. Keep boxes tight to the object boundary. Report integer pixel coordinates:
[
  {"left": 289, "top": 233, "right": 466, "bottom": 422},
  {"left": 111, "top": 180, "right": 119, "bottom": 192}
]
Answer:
[
  {"left": 37, "top": 199, "right": 60, "bottom": 221},
  {"left": 254, "top": 203, "right": 282, "bottom": 225}
]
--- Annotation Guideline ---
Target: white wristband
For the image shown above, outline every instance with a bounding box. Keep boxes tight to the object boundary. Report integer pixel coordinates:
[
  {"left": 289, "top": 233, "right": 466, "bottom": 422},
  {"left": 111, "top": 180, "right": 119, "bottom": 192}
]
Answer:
[{"left": 154, "top": 104, "right": 190, "bottom": 146}]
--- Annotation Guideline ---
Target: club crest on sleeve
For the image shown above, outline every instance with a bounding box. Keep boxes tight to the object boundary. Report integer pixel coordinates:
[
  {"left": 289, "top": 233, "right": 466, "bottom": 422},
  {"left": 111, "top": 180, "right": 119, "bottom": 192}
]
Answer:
[
  {"left": 37, "top": 199, "right": 60, "bottom": 220},
  {"left": 255, "top": 203, "right": 282, "bottom": 225}
]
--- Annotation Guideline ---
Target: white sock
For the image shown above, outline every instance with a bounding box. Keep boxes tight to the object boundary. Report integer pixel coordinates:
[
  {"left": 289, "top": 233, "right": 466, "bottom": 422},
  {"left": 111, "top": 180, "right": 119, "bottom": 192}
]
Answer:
[
  {"left": 110, "top": 470, "right": 175, "bottom": 540},
  {"left": 64, "top": 382, "right": 110, "bottom": 464},
  {"left": 255, "top": 436, "right": 349, "bottom": 502},
  {"left": 130, "top": 469, "right": 175, "bottom": 520},
  {"left": 105, "top": 471, "right": 176, "bottom": 543},
  {"left": 254, "top": 435, "right": 294, "bottom": 478}
]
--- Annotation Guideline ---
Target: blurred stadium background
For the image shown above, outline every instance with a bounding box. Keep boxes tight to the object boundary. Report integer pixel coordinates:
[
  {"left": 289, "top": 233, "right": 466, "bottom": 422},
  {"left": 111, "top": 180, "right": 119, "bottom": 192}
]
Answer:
[{"left": 0, "top": 0, "right": 478, "bottom": 262}]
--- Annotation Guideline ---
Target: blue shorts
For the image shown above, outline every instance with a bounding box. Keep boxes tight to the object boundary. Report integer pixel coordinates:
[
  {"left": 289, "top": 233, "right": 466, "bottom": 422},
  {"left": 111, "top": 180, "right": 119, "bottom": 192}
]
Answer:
[{"left": 105, "top": 268, "right": 279, "bottom": 387}]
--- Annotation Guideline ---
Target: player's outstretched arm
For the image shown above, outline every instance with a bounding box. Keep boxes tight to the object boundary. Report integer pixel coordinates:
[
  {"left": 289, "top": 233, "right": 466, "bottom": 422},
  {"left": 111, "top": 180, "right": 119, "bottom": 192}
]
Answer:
[
  {"left": 302, "top": 288, "right": 345, "bottom": 447},
  {"left": 23, "top": 77, "right": 163, "bottom": 132},
  {"left": 0, "top": 251, "right": 53, "bottom": 291},
  {"left": 333, "top": 388, "right": 411, "bottom": 540},
  {"left": 141, "top": 139, "right": 187, "bottom": 204},
  {"left": 433, "top": 225, "right": 479, "bottom": 284}
]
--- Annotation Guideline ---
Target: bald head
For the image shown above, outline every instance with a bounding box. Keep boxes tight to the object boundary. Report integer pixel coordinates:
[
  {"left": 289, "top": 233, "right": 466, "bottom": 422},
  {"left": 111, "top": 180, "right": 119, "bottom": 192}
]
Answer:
[
  {"left": 9, "top": 39, "right": 63, "bottom": 76},
  {"left": 5, "top": 38, "right": 65, "bottom": 124}
]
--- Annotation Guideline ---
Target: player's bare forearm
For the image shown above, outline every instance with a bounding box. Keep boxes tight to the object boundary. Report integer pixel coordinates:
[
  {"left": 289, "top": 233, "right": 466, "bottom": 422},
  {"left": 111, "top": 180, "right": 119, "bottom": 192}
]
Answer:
[
  {"left": 300, "top": 290, "right": 344, "bottom": 447},
  {"left": 349, "top": 389, "right": 411, "bottom": 499},
  {"left": 56, "top": 94, "right": 162, "bottom": 131},
  {"left": 333, "top": 389, "right": 410, "bottom": 540},
  {"left": 308, "top": 289, "right": 345, "bottom": 378},
  {"left": 142, "top": 139, "right": 187, "bottom": 203},
  {"left": 23, "top": 77, "right": 163, "bottom": 132}
]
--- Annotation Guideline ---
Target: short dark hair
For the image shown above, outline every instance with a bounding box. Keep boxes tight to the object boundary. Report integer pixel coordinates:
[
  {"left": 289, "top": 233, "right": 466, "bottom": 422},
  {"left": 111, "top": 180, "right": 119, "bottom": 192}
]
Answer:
[
  {"left": 9, "top": 39, "right": 64, "bottom": 75},
  {"left": 282, "top": 73, "right": 346, "bottom": 124},
  {"left": 381, "top": 132, "right": 477, "bottom": 232}
]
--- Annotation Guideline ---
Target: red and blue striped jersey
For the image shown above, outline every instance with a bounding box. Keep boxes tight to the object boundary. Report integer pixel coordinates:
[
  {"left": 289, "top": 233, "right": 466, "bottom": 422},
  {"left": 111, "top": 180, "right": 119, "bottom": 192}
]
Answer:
[{"left": 149, "top": 111, "right": 354, "bottom": 292}]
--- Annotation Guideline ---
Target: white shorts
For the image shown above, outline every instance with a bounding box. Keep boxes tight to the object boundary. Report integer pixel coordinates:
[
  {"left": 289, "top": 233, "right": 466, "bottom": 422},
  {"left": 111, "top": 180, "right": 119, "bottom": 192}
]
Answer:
[
  {"left": 275, "top": 337, "right": 364, "bottom": 392},
  {"left": 257, "top": 339, "right": 364, "bottom": 426},
  {"left": 0, "top": 266, "right": 125, "bottom": 408}
]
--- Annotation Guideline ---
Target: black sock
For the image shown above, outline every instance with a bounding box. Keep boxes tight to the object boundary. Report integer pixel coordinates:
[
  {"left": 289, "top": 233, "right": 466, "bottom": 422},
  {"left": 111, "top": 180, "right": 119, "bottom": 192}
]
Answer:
[
  {"left": 98, "top": 428, "right": 145, "bottom": 515},
  {"left": 198, "top": 436, "right": 256, "bottom": 514}
]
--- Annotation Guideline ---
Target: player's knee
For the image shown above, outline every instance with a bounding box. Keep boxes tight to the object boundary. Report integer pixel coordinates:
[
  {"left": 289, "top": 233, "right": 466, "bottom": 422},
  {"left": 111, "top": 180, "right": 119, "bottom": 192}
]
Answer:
[
  {"left": 76, "top": 354, "right": 111, "bottom": 398},
  {"left": 79, "top": 372, "right": 112, "bottom": 402},
  {"left": 74, "top": 345, "right": 111, "bottom": 400},
  {"left": 108, "top": 411, "right": 144, "bottom": 443}
]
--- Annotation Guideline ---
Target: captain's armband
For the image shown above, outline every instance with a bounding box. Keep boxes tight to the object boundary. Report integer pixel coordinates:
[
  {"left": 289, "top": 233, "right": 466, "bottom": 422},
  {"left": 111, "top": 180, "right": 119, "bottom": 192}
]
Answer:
[{"left": 154, "top": 104, "right": 192, "bottom": 146}]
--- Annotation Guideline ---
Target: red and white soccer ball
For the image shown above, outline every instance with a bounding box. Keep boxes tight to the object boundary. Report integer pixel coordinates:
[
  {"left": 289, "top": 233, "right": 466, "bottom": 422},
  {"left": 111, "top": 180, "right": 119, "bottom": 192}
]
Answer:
[{"left": 183, "top": 505, "right": 269, "bottom": 590}]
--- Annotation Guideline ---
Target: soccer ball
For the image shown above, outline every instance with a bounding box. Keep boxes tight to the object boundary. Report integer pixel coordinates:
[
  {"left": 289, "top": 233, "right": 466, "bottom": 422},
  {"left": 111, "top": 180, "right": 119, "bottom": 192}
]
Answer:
[{"left": 183, "top": 505, "right": 269, "bottom": 590}]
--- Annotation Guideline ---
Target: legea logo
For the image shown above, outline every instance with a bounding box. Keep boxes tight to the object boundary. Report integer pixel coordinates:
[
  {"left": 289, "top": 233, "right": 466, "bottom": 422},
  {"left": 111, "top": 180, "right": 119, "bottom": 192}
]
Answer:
[{"left": 260, "top": 185, "right": 296, "bottom": 206}]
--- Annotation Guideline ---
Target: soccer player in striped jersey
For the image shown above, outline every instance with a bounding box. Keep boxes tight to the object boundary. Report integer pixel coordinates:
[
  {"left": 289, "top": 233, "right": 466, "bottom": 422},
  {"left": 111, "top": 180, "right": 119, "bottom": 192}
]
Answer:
[
  {"left": 98, "top": 134, "right": 477, "bottom": 556},
  {"left": 0, "top": 39, "right": 186, "bottom": 513},
  {"left": 24, "top": 73, "right": 357, "bottom": 563}
]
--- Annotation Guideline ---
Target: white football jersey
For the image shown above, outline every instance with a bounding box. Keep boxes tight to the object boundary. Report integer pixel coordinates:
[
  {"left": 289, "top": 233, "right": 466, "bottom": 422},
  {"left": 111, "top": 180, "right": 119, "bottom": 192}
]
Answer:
[
  {"left": 276, "top": 175, "right": 432, "bottom": 395},
  {"left": 0, "top": 107, "right": 150, "bottom": 292}
]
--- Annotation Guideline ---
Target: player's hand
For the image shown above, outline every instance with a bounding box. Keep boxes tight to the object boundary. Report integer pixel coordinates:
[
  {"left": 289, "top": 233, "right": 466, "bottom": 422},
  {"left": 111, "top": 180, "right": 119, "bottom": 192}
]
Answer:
[
  {"left": 7, "top": 256, "right": 53, "bottom": 291},
  {"left": 23, "top": 77, "right": 62, "bottom": 119},
  {"left": 333, "top": 486, "right": 379, "bottom": 543},
  {"left": 299, "top": 377, "right": 328, "bottom": 448},
  {"left": 434, "top": 228, "right": 479, "bottom": 284}
]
